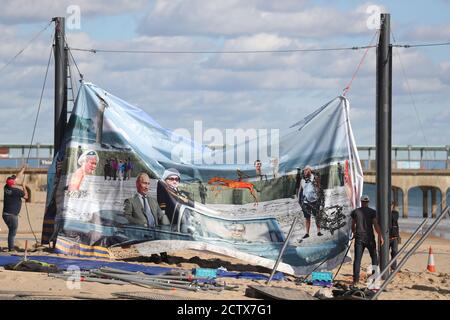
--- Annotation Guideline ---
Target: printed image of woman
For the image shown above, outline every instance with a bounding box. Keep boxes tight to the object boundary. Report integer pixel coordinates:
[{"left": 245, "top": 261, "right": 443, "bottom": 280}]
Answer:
[{"left": 68, "top": 150, "right": 99, "bottom": 191}]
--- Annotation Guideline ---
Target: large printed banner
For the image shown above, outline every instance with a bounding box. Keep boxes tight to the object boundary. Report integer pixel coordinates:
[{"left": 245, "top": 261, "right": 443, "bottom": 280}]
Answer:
[{"left": 42, "top": 82, "right": 363, "bottom": 275}]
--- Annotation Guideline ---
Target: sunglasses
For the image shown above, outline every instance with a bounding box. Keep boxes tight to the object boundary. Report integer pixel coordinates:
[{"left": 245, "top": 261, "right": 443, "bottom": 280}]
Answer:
[{"left": 166, "top": 177, "right": 180, "bottom": 182}]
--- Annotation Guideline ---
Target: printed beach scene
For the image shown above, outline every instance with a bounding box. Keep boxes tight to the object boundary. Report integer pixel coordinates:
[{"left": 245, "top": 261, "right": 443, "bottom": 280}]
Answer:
[{"left": 0, "top": 0, "right": 449, "bottom": 307}]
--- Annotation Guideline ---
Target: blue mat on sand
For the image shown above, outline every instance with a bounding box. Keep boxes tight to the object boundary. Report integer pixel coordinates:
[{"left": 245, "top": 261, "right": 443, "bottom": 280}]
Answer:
[
  {"left": 0, "top": 255, "right": 172, "bottom": 275},
  {"left": 0, "top": 255, "right": 284, "bottom": 280}
]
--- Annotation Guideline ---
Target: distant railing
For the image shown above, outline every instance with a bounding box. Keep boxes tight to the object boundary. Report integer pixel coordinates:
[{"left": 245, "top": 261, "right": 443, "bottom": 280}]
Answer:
[
  {"left": 358, "top": 145, "right": 450, "bottom": 170},
  {"left": 360, "top": 160, "right": 449, "bottom": 171},
  {"left": 0, "top": 144, "right": 448, "bottom": 170},
  {"left": 0, "top": 144, "right": 53, "bottom": 168}
]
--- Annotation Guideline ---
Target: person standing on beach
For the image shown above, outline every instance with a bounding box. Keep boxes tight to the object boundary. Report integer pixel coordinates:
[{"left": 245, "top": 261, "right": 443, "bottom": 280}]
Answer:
[
  {"left": 2, "top": 165, "right": 28, "bottom": 252},
  {"left": 351, "top": 195, "right": 384, "bottom": 286},
  {"left": 389, "top": 201, "right": 400, "bottom": 271}
]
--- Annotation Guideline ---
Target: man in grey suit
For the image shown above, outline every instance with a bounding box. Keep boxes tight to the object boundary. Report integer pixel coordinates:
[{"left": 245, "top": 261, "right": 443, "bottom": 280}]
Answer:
[{"left": 123, "top": 172, "right": 170, "bottom": 228}]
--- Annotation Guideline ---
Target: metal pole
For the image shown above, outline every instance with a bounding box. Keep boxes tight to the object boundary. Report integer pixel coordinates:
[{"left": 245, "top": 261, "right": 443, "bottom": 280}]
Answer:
[
  {"left": 376, "top": 13, "right": 391, "bottom": 280},
  {"left": 53, "top": 17, "right": 67, "bottom": 153},
  {"left": 266, "top": 215, "right": 298, "bottom": 284},
  {"left": 372, "top": 206, "right": 449, "bottom": 300}
]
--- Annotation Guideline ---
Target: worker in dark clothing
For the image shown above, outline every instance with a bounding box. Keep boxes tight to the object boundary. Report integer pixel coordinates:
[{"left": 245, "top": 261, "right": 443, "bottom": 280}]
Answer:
[
  {"left": 389, "top": 201, "right": 400, "bottom": 271},
  {"left": 350, "top": 194, "right": 384, "bottom": 286},
  {"left": 2, "top": 165, "right": 29, "bottom": 252}
]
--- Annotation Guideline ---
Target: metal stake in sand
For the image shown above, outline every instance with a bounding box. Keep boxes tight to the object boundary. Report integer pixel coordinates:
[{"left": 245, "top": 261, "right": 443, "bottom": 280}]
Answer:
[
  {"left": 376, "top": 218, "right": 428, "bottom": 281},
  {"left": 266, "top": 215, "right": 299, "bottom": 284},
  {"left": 24, "top": 240, "right": 28, "bottom": 262},
  {"left": 372, "top": 206, "right": 449, "bottom": 300}
]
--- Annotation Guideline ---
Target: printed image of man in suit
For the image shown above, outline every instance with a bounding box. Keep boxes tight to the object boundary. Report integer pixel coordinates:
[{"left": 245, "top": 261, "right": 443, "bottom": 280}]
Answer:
[{"left": 123, "top": 172, "right": 170, "bottom": 228}]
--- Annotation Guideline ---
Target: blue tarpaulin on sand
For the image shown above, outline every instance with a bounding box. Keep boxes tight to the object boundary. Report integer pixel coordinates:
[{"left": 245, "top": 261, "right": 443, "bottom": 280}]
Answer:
[
  {"left": 0, "top": 255, "right": 283, "bottom": 280},
  {"left": 0, "top": 255, "right": 172, "bottom": 275}
]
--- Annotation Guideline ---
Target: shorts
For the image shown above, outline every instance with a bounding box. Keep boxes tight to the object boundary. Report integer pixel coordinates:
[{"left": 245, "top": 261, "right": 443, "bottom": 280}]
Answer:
[{"left": 301, "top": 201, "right": 318, "bottom": 219}]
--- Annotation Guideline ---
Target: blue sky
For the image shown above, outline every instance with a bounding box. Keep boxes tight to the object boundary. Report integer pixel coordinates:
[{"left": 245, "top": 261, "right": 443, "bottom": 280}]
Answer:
[{"left": 0, "top": 0, "right": 449, "bottom": 147}]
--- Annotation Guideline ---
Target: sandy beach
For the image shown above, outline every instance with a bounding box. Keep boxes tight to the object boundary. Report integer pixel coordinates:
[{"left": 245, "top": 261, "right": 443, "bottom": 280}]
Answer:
[{"left": 0, "top": 203, "right": 449, "bottom": 300}]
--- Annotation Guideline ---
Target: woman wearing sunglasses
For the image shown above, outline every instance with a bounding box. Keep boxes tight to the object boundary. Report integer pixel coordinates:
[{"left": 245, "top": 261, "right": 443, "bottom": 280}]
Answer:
[{"left": 157, "top": 168, "right": 193, "bottom": 233}]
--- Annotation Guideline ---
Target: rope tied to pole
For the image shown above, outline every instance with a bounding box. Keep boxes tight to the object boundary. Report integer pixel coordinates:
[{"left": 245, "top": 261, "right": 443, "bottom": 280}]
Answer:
[
  {"left": 342, "top": 30, "right": 380, "bottom": 97},
  {"left": 22, "top": 36, "right": 54, "bottom": 247}
]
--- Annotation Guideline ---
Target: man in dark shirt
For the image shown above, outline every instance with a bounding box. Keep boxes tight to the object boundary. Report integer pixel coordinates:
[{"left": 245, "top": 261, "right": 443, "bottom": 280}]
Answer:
[
  {"left": 2, "top": 166, "right": 28, "bottom": 252},
  {"left": 389, "top": 201, "right": 400, "bottom": 270},
  {"left": 350, "top": 195, "right": 383, "bottom": 286}
]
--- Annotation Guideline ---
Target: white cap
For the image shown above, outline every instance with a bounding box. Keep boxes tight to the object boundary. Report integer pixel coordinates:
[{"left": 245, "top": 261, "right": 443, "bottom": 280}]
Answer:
[
  {"left": 78, "top": 150, "right": 99, "bottom": 166},
  {"left": 361, "top": 195, "right": 370, "bottom": 202},
  {"left": 162, "top": 168, "right": 181, "bottom": 181}
]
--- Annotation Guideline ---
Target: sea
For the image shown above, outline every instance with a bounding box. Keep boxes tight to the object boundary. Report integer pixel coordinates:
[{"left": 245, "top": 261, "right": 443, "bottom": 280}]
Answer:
[{"left": 363, "top": 183, "right": 450, "bottom": 239}]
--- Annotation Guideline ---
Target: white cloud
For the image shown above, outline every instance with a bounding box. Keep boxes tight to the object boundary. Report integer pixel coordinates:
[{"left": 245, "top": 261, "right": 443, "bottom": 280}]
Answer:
[
  {"left": 404, "top": 24, "right": 450, "bottom": 42},
  {"left": 401, "top": 77, "right": 447, "bottom": 93},
  {"left": 138, "top": 0, "right": 373, "bottom": 38},
  {"left": 0, "top": 0, "right": 148, "bottom": 24}
]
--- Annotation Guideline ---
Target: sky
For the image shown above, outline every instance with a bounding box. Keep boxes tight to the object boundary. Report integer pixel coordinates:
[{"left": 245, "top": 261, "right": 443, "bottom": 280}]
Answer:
[{"left": 0, "top": 0, "right": 449, "bottom": 147}]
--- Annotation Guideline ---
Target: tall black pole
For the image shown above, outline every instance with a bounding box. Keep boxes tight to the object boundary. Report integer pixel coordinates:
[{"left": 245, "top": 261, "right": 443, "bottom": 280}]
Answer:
[
  {"left": 53, "top": 17, "right": 67, "bottom": 153},
  {"left": 376, "top": 13, "right": 392, "bottom": 279}
]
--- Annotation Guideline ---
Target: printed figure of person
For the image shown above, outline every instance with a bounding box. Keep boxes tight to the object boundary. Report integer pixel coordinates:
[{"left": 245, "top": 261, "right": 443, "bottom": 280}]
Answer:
[
  {"left": 118, "top": 160, "right": 125, "bottom": 181},
  {"left": 126, "top": 157, "right": 133, "bottom": 180},
  {"left": 157, "top": 168, "right": 194, "bottom": 232},
  {"left": 337, "top": 162, "right": 344, "bottom": 186},
  {"left": 198, "top": 181, "right": 207, "bottom": 204},
  {"left": 254, "top": 160, "right": 267, "bottom": 181},
  {"left": 344, "top": 160, "right": 354, "bottom": 206},
  {"left": 68, "top": 150, "right": 99, "bottom": 191},
  {"left": 298, "top": 165, "right": 323, "bottom": 239},
  {"left": 2, "top": 165, "right": 28, "bottom": 252},
  {"left": 351, "top": 195, "right": 384, "bottom": 286},
  {"left": 104, "top": 158, "right": 111, "bottom": 180},
  {"left": 123, "top": 159, "right": 129, "bottom": 180},
  {"left": 123, "top": 172, "right": 169, "bottom": 228},
  {"left": 111, "top": 158, "right": 118, "bottom": 181}
]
